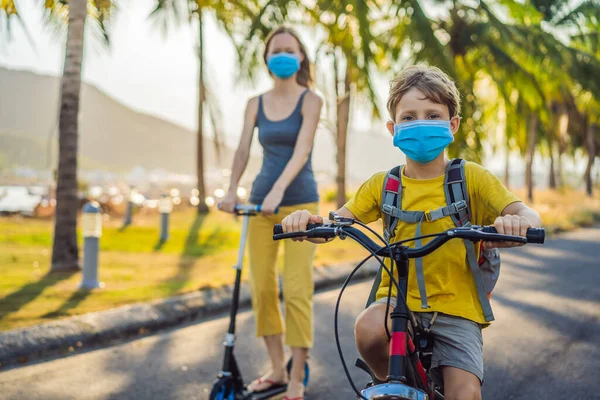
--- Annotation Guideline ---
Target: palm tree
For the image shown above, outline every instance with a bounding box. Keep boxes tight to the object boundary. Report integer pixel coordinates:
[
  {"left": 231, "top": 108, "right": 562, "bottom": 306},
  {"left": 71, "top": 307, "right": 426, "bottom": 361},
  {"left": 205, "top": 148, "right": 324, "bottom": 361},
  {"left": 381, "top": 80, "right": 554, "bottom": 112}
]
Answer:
[
  {"left": 380, "top": 1, "right": 546, "bottom": 161},
  {"left": 301, "top": 1, "right": 385, "bottom": 208},
  {"left": 564, "top": 1, "right": 600, "bottom": 196},
  {"left": 151, "top": 0, "right": 284, "bottom": 213},
  {"left": 0, "top": 1, "right": 21, "bottom": 37},
  {"left": 526, "top": 0, "right": 600, "bottom": 189},
  {"left": 41, "top": 0, "right": 115, "bottom": 272},
  {"left": 569, "top": 6, "right": 600, "bottom": 196}
]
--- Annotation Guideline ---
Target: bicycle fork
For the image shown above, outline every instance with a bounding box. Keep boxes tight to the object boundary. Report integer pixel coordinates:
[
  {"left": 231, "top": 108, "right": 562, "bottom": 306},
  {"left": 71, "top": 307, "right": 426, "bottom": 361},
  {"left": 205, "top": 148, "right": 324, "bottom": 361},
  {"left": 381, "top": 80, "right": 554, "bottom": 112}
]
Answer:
[{"left": 361, "top": 249, "right": 431, "bottom": 400}]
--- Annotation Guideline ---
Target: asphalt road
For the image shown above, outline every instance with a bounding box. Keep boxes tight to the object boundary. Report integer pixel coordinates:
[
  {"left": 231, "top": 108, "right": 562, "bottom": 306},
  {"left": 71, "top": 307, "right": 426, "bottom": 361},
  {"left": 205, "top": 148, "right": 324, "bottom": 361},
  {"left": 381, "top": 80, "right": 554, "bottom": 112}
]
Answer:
[{"left": 1, "top": 227, "right": 599, "bottom": 399}]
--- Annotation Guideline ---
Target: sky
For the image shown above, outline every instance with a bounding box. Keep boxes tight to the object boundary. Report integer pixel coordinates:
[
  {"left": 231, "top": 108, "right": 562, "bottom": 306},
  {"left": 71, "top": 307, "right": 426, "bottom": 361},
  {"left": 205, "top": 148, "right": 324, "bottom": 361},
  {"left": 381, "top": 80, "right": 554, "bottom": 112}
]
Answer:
[
  {"left": 0, "top": 1, "right": 384, "bottom": 142},
  {"left": 1, "top": 0, "right": 255, "bottom": 137},
  {"left": 2, "top": 0, "right": 587, "bottom": 184}
]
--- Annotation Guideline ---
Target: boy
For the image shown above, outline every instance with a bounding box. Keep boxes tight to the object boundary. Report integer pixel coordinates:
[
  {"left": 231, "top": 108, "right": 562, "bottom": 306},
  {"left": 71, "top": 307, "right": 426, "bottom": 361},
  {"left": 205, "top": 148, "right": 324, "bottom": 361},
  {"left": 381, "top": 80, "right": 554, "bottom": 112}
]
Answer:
[{"left": 281, "top": 65, "right": 542, "bottom": 400}]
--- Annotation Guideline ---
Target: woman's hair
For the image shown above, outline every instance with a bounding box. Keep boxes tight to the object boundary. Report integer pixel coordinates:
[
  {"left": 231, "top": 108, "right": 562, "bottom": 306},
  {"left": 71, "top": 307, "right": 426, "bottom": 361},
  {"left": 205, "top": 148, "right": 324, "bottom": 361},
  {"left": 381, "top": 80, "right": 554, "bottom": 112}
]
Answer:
[{"left": 263, "top": 26, "right": 312, "bottom": 88}]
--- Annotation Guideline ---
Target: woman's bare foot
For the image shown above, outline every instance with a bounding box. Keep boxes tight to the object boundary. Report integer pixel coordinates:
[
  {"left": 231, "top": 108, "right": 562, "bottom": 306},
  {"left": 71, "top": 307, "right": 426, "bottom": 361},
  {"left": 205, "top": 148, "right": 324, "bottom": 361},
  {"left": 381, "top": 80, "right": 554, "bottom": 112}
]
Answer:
[
  {"left": 284, "top": 378, "right": 304, "bottom": 399},
  {"left": 247, "top": 370, "right": 288, "bottom": 393}
]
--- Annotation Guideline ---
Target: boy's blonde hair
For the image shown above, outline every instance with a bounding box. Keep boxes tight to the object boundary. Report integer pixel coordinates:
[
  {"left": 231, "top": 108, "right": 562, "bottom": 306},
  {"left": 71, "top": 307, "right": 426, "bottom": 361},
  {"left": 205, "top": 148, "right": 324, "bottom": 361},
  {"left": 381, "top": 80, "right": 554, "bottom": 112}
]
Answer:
[{"left": 387, "top": 65, "right": 461, "bottom": 121}]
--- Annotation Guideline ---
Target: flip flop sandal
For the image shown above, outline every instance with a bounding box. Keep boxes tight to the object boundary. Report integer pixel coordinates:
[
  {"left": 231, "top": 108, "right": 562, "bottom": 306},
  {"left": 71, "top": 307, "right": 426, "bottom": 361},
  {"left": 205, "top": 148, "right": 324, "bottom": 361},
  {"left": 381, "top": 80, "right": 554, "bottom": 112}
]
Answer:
[{"left": 248, "top": 378, "right": 287, "bottom": 394}]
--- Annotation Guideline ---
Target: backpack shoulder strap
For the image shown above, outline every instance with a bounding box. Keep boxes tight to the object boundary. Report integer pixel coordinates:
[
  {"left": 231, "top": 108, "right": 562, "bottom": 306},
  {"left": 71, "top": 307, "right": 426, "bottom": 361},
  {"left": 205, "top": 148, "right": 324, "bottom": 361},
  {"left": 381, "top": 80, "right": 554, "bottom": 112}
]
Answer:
[
  {"left": 366, "top": 166, "right": 402, "bottom": 308},
  {"left": 445, "top": 159, "right": 495, "bottom": 321},
  {"left": 444, "top": 158, "right": 471, "bottom": 227},
  {"left": 381, "top": 165, "right": 403, "bottom": 242}
]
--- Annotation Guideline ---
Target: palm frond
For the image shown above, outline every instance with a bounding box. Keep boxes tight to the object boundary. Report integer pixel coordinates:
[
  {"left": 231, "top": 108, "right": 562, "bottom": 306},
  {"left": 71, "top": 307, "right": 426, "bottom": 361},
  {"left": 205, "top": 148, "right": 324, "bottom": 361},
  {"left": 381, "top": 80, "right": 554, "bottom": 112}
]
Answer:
[
  {"left": 552, "top": 0, "right": 600, "bottom": 28},
  {"left": 391, "top": 0, "right": 456, "bottom": 77},
  {"left": 0, "top": 1, "right": 37, "bottom": 50}
]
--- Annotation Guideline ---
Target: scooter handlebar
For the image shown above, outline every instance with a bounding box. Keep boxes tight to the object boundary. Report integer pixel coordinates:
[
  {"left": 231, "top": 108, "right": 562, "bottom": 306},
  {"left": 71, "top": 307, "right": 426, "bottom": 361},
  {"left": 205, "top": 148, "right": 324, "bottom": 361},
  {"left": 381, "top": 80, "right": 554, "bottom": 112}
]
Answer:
[{"left": 232, "top": 204, "right": 279, "bottom": 215}]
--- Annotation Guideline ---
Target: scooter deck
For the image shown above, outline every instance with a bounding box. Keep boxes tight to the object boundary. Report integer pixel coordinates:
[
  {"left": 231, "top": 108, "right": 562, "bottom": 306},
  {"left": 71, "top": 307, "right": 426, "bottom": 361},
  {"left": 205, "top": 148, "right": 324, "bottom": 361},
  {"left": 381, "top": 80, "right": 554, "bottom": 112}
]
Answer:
[{"left": 245, "top": 384, "right": 287, "bottom": 400}]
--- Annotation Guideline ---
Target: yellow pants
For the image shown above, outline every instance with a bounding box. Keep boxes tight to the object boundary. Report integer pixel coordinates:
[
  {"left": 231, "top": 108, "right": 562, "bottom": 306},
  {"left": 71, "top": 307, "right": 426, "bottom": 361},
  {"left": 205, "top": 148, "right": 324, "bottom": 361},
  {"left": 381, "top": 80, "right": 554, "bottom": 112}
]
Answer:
[{"left": 247, "top": 202, "right": 319, "bottom": 348}]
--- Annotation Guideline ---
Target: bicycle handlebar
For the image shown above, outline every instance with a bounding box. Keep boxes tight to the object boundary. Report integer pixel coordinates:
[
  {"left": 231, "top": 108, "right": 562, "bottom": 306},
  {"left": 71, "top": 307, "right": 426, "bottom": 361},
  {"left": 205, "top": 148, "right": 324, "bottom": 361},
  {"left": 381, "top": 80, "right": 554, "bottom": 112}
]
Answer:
[{"left": 273, "top": 223, "right": 545, "bottom": 258}]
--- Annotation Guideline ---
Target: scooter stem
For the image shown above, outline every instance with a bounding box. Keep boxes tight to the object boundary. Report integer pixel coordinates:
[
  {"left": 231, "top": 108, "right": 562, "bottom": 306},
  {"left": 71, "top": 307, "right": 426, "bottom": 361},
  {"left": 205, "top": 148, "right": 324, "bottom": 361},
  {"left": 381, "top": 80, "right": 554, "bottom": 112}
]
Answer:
[{"left": 221, "top": 214, "right": 251, "bottom": 374}]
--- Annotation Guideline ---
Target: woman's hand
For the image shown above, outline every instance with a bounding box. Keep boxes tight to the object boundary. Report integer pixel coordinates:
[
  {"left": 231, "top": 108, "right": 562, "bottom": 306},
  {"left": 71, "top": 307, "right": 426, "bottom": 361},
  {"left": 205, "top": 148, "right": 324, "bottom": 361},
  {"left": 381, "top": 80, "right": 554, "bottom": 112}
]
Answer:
[
  {"left": 282, "top": 210, "right": 324, "bottom": 242},
  {"left": 261, "top": 187, "right": 284, "bottom": 216},
  {"left": 484, "top": 215, "right": 532, "bottom": 249},
  {"left": 218, "top": 191, "right": 238, "bottom": 214}
]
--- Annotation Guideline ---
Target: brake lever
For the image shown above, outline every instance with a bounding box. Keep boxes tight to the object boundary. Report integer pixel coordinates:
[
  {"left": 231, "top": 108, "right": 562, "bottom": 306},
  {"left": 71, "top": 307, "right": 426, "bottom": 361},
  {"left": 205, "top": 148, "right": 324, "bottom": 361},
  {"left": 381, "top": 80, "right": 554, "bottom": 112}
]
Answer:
[{"left": 328, "top": 211, "right": 354, "bottom": 226}]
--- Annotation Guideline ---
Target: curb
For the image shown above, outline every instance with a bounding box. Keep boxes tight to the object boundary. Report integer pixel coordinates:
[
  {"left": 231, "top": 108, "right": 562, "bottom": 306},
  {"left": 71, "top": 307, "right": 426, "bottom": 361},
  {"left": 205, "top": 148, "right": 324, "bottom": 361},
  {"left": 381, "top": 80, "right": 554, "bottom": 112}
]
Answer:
[{"left": 0, "top": 261, "right": 379, "bottom": 369}]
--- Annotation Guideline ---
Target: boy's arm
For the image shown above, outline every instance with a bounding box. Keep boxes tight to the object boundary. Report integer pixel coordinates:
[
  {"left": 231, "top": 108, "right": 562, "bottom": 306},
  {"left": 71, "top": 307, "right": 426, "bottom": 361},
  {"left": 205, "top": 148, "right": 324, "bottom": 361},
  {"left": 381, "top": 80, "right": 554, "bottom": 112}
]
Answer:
[
  {"left": 281, "top": 207, "right": 357, "bottom": 243},
  {"left": 484, "top": 201, "right": 542, "bottom": 249},
  {"left": 281, "top": 172, "right": 384, "bottom": 243}
]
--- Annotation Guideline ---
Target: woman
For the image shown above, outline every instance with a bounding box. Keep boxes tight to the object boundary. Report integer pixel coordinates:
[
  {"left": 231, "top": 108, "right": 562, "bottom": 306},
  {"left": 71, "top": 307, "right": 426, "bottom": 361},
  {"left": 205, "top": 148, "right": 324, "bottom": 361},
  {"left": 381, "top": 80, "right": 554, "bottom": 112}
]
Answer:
[{"left": 219, "top": 26, "right": 323, "bottom": 400}]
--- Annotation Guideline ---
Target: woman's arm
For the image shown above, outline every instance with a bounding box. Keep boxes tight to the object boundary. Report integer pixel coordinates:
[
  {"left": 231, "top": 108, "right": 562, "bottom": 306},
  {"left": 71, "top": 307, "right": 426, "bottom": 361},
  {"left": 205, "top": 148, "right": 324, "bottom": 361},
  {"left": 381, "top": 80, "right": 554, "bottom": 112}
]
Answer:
[
  {"left": 261, "top": 91, "right": 324, "bottom": 214},
  {"left": 219, "top": 97, "right": 259, "bottom": 213}
]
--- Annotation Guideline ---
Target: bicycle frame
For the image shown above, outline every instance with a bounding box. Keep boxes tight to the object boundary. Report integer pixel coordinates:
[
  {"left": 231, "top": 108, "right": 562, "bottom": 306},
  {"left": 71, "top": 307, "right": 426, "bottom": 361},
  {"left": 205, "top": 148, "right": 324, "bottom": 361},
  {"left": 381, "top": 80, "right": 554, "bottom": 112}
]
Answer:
[{"left": 360, "top": 247, "right": 433, "bottom": 400}]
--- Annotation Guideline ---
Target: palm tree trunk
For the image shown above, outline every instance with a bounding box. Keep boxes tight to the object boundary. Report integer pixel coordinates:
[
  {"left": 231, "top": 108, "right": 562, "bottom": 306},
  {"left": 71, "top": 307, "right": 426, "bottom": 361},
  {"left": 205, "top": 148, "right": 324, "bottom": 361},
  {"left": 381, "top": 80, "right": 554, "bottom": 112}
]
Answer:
[
  {"left": 556, "top": 106, "right": 569, "bottom": 188},
  {"left": 51, "top": 0, "right": 87, "bottom": 272},
  {"left": 584, "top": 121, "right": 596, "bottom": 197},
  {"left": 548, "top": 142, "right": 556, "bottom": 189},
  {"left": 504, "top": 140, "right": 510, "bottom": 188},
  {"left": 336, "top": 61, "right": 351, "bottom": 209},
  {"left": 196, "top": 8, "right": 208, "bottom": 214},
  {"left": 525, "top": 113, "right": 538, "bottom": 203}
]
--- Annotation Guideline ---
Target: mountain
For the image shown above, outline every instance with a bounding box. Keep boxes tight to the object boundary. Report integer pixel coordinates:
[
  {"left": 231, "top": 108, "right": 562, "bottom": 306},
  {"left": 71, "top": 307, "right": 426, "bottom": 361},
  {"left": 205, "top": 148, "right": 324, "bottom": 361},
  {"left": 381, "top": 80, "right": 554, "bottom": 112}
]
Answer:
[
  {"left": 0, "top": 67, "right": 259, "bottom": 177},
  {"left": 1, "top": 67, "right": 415, "bottom": 187}
]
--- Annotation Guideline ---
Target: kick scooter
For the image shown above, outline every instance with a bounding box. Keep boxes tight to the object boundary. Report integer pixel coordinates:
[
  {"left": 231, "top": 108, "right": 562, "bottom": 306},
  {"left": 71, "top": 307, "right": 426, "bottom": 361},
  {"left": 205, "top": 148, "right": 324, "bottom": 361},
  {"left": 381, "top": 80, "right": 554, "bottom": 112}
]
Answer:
[{"left": 209, "top": 204, "right": 309, "bottom": 400}]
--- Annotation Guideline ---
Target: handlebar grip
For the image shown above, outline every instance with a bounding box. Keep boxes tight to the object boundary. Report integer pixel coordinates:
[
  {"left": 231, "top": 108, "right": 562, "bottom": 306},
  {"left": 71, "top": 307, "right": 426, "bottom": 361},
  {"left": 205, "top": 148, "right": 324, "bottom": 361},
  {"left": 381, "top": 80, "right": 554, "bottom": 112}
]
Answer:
[
  {"left": 481, "top": 226, "right": 545, "bottom": 244},
  {"left": 273, "top": 223, "right": 323, "bottom": 236}
]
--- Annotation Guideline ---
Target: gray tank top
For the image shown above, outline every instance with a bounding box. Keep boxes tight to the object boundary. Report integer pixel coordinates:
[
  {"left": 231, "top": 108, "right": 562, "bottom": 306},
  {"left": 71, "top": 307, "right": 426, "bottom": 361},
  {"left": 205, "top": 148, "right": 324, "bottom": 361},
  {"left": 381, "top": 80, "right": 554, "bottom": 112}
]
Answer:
[{"left": 249, "top": 90, "right": 319, "bottom": 206}]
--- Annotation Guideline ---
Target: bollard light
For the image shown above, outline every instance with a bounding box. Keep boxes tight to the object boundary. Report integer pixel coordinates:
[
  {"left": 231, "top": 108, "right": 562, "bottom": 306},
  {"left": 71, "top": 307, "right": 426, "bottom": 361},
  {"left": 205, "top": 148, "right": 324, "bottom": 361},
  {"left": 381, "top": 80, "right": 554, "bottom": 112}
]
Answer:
[
  {"left": 159, "top": 194, "right": 173, "bottom": 214},
  {"left": 80, "top": 201, "right": 104, "bottom": 289},
  {"left": 159, "top": 194, "right": 172, "bottom": 242},
  {"left": 82, "top": 201, "right": 102, "bottom": 238},
  {"left": 123, "top": 186, "right": 136, "bottom": 227}
]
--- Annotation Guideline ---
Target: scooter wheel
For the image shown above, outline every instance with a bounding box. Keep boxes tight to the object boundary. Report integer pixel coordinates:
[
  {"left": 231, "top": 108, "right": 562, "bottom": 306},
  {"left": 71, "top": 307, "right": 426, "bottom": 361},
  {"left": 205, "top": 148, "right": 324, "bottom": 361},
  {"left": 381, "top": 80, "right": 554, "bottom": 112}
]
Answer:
[
  {"left": 209, "top": 378, "right": 236, "bottom": 400},
  {"left": 286, "top": 358, "right": 310, "bottom": 387}
]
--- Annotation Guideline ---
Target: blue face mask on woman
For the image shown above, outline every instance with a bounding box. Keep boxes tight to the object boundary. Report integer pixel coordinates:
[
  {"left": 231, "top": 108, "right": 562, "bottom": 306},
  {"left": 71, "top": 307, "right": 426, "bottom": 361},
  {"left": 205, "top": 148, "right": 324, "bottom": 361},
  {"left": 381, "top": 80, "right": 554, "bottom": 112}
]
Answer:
[
  {"left": 393, "top": 120, "right": 455, "bottom": 164},
  {"left": 267, "top": 53, "right": 301, "bottom": 79}
]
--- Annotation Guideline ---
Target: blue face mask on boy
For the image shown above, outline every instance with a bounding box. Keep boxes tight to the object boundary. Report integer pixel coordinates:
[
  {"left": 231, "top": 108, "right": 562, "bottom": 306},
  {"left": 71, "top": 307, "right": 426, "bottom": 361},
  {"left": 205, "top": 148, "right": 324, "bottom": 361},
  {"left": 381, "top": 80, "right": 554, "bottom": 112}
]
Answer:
[
  {"left": 267, "top": 53, "right": 301, "bottom": 79},
  {"left": 393, "top": 120, "right": 455, "bottom": 164}
]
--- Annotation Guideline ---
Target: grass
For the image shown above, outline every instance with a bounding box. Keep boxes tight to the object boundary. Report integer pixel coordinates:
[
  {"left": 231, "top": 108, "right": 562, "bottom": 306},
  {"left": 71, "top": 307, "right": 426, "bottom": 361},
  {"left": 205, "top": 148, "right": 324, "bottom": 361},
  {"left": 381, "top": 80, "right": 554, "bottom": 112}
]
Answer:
[
  {"left": 0, "top": 202, "right": 369, "bottom": 331},
  {"left": 1, "top": 188, "right": 599, "bottom": 331},
  {"left": 512, "top": 188, "right": 600, "bottom": 233}
]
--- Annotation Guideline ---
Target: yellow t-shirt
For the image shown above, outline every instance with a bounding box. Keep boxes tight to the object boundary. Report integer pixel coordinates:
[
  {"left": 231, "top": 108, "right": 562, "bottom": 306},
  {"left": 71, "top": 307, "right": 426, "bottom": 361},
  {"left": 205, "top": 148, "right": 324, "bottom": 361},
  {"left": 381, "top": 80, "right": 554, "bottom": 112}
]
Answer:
[{"left": 345, "top": 161, "right": 520, "bottom": 324}]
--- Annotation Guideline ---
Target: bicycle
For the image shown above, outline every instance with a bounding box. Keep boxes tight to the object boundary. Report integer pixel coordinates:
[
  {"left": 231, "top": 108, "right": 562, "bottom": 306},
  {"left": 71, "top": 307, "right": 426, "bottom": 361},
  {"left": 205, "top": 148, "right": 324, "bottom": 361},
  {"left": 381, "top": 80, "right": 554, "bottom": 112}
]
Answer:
[
  {"left": 273, "top": 213, "right": 545, "bottom": 400},
  {"left": 210, "top": 204, "right": 309, "bottom": 400}
]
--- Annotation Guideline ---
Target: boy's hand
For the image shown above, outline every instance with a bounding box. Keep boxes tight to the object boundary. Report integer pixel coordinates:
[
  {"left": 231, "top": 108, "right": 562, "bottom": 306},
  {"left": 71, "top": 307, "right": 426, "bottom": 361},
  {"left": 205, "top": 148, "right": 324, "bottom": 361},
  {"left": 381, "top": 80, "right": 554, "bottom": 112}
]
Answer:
[
  {"left": 484, "top": 215, "right": 532, "bottom": 249},
  {"left": 281, "top": 210, "right": 324, "bottom": 242}
]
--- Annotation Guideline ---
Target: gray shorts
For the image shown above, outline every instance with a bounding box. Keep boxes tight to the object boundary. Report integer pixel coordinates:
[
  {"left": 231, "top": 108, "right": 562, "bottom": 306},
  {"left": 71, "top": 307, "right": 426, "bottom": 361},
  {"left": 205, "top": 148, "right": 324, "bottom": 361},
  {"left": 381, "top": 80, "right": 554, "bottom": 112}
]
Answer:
[{"left": 374, "top": 297, "right": 484, "bottom": 386}]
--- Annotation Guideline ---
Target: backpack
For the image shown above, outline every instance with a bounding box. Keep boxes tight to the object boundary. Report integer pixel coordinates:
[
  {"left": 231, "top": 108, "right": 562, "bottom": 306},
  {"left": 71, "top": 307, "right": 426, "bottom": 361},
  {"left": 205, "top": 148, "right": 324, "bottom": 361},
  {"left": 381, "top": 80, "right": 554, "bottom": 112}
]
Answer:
[{"left": 366, "top": 158, "right": 500, "bottom": 322}]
